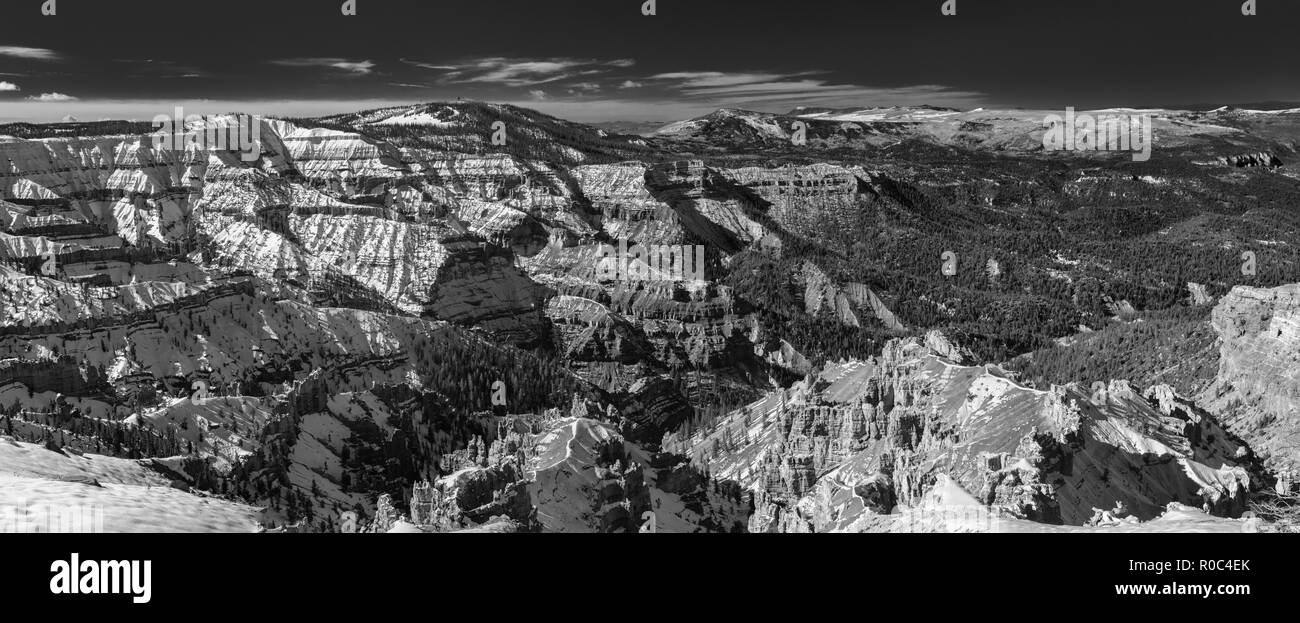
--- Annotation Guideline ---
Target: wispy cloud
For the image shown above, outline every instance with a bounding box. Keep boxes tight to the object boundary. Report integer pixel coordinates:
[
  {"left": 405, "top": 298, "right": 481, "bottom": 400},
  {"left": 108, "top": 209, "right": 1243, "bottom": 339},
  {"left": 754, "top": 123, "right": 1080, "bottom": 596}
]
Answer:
[
  {"left": 647, "top": 71, "right": 811, "bottom": 88},
  {"left": 486, "top": 67, "right": 989, "bottom": 122},
  {"left": 271, "top": 58, "right": 375, "bottom": 75},
  {"left": 391, "top": 57, "right": 979, "bottom": 112},
  {"left": 567, "top": 82, "right": 602, "bottom": 95},
  {"left": 408, "top": 58, "right": 983, "bottom": 113},
  {"left": 645, "top": 70, "right": 985, "bottom": 110},
  {"left": 0, "top": 98, "right": 429, "bottom": 124},
  {"left": 27, "top": 92, "right": 77, "bottom": 101},
  {"left": 0, "top": 82, "right": 19, "bottom": 92},
  {"left": 405, "top": 56, "right": 635, "bottom": 87},
  {"left": 0, "top": 46, "right": 61, "bottom": 61}
]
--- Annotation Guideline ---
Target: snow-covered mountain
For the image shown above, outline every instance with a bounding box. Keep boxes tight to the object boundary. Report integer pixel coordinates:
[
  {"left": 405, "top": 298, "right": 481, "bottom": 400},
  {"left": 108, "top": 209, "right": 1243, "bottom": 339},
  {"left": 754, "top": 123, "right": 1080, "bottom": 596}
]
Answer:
[{"left": 1, "top": 100, "right": 1298, "bottom": 533}]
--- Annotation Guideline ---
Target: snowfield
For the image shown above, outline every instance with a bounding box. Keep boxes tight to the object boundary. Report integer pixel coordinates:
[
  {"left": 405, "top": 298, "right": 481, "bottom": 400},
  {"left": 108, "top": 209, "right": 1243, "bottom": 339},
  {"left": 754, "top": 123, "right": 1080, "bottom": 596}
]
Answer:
[{"left": 0, "top": 436, "right": 262, "bottom": 533}]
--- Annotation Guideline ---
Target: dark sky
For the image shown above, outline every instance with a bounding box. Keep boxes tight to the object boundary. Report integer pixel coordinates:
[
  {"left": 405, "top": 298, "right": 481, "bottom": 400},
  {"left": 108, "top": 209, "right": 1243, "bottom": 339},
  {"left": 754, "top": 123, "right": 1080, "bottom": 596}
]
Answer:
[{"left": 1, "top": 0, "right": 1296, "bottom": 122}]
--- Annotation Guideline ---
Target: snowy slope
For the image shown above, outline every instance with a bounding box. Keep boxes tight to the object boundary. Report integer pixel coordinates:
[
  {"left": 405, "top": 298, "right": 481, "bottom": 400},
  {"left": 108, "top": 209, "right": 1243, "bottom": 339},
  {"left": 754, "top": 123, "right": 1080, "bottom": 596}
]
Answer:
[{"left": 0, "top": 435, "right": 262, "bottom": 533}]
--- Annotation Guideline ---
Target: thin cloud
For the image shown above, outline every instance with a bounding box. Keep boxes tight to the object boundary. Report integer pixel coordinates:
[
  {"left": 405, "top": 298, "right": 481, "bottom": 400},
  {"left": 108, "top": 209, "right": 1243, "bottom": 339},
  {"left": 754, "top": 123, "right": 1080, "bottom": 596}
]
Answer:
[
  {"left": 0, "top": 82, "right": 19, "bottom": 92},
  {"left": 271, "top": 58, "right": 375, "bottom": 75},
  {"left": 646, "top": 69, "right": 985, "bottom": 110},
  {"left": 0, "top": 46, "right": 61, "bottom": 61},
  {"left": 648, "top": 71, "right": 810, "bottom": 88},
  {"left": 567, "top": 82, "right": 602, "bottom": 95},
  {"left": 406, "top": 56, "right": 635, "bottom": 87},
  {"left": 0, "top": 98, "right": 431, "bottom": 124},
  {"left": 400, "top": 59, "right": 460, "bottom": 71},
  {"left": 496, "top": 69, "right": 988, "bottom": 121},
  {"left": 27, "top": 92, "right": 77, "bottom": 101}
]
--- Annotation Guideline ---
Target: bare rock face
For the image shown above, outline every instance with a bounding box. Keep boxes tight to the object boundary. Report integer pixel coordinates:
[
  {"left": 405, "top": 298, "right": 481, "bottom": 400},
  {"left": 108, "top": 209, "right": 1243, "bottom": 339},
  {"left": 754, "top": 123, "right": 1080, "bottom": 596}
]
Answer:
[
  {"left": 526, "top": 417, "right": 639, "bottom": 532},
  {"left": 1200, "top": 284, "right": 1300, "bottom": 483},
  {"left": 570, "top": 163, "right": 678, "bottom": 244},
  {"left": 800, "top": 262, "right": 904, "bottom": 331},
  {"left": 526, "top": 417, "right": 746, "bottom": 533},
  {"left": 852, "top": 471, "right": 895, "bottom": 514},
  {"left": 544, "top": 295, "right": 654, "bottom": 367},
  {"left": 410, "top": 434, "right": 535, "bottom": 531},
  {"left": 640, "top": 160, "right": 771, "bottom": 253},
  {"left": 1187, "top": 282, "right": 1213, "bottom": 306},
  {"left": 620, "top": 377, "right": 695, "bottom": 443},
  {"left": 721, "top": 163, "right": 867, "bottom": 244},
  {"left": 193, "top": 138, "right": 553, "bottom": 344},
  {"left": 923, "top": 330, "right": 972, "bottom": 364},
  {"left": 1216, "top": 151, "right": 1283, "bottom": 168},
  {"left": 683, "top": 337, "right": 1254, "bottom": 532},
  {"left": 266, "top": 120, "right": 405, "bottom": 182}
]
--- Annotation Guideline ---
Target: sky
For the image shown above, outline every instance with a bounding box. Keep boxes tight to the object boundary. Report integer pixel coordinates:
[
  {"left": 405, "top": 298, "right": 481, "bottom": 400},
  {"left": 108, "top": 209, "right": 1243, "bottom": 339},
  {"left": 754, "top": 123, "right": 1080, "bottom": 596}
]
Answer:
[{"left": 0, "top": 0, "right": 1297, "bottom": 123}]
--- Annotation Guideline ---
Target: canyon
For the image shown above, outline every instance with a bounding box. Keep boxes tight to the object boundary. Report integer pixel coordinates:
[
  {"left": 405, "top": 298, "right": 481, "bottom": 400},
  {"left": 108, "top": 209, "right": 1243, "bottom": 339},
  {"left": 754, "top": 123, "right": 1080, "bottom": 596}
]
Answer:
[{"left": 2, "top": 101, "right": 1298, "bottom": 532}]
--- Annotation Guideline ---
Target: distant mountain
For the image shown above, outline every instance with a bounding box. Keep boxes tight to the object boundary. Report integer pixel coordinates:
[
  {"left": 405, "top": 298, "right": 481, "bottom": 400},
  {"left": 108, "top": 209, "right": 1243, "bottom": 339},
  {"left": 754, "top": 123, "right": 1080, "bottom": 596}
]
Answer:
[
  {"left": 587, "top": 120, "right": 669, "bottom": 137},
  {"left": 649, "top": 105, "right": 1300, "bottom": 162},
  {"left": 307, "top": 101, "right": 657, "bottom": 166}
]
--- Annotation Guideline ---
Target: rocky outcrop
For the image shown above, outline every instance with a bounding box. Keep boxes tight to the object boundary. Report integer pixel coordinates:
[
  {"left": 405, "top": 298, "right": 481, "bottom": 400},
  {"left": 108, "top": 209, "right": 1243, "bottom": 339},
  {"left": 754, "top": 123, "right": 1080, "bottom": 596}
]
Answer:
[
  {"left": 1199, "top": 284, "right": 1300, "bottom": 483},
  {"left": 1216, "top": 152, "right": 1283, "bottom": 168},
  {"left": 523, "top": 417, "right": 748, "bottom": 532},
  {"left": 800, "top": 262, "right": 905, "bottom": 331},
  {"left": 684, "top": 337, "right": 1254, "bottom": 532},
  {"left": 618, "top": 377, "right": 695, "bottom": 443},
  {"left": 408, "top": 432, "right": 535, "bottom": 531},
  {"left": 1187, "top": 282, "right": 1213, "bottom": 306}
]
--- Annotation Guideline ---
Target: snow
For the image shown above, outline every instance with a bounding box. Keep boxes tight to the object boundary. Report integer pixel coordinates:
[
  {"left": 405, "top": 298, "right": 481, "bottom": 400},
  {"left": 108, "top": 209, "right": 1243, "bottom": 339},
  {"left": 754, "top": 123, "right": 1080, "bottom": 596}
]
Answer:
[
  {"left": 0, "top": 436, "right": 261, "bottom": 532},
  {"left": 796, "top": 107, "right": 962, "bottom": 123},
  {"left": 527, "top": 417, "right": 744, "bottom": 533},
  {"left": 126, "top": 396, "right": 270, "bottom": 468},
  {"left": 527, "top": 418, "right": 618, "bottom": 532},
  {"left": 369, "top": 111, "right": 456, "bottom": 127},
  {"left": 1233, "top": 107, "right": 1300, "bottom": 115},
  {"left": 386, "top": 520, "right": 424, "bottom": 533},
  {"left": 879, "top": 476, "right": 1254, "bottom": 533}
]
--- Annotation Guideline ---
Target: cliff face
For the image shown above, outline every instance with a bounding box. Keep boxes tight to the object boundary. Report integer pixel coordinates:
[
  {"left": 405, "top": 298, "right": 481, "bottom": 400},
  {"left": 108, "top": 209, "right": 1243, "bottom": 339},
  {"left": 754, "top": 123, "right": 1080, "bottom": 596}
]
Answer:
[
  {"left": 1200, "top": 284, "right": 1300, "bottom": 482},
  {"left": 0, "top": 135, "right": 199, "bottom": 249},
  {"left": 800, "top": 261, "right": 904, "bottom": 331},
  {"left": 526, "top": 417, "right": 747, "bottom": 533},
  {"left": 0, "top": 109, "right": 775, "bottom": 531},
  {"left": 676, "top": 337, "right": 1254, "bottom": 532},
  {"left": 1, "top": 118, "right": 555, "bottom": 343}
]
